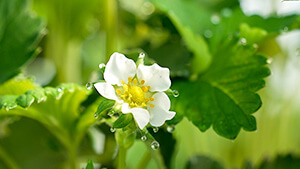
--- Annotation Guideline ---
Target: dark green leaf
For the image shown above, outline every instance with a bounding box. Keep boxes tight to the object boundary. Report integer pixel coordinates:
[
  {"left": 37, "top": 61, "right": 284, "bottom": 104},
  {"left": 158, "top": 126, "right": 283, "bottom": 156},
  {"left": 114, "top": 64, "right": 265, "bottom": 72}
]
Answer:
[
  {"left": 95, "top": 99, "right": 115, "bottom": 117},
  {"left": 173, "top": 37, "right": 270, "bottom": 139},
  {"left": 113, "top": 114, "right": 133, "bottom": 128},
  {"left": 85, "top": 160, "right": 94, "bottom": 169},
  {"left": 257, "top": 154, "right": 300, "bottom": 169},
  {"left": 0, "top": 0, "right": 45, "bottom": 84},
  {"left": 186, "top": 155, "right": 225, "bottom": 169}
]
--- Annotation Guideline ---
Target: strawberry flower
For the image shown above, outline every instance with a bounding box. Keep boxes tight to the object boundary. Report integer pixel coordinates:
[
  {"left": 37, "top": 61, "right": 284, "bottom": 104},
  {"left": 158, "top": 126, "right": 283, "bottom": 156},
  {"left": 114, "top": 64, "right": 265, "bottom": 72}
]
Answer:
[{"left": 94, "top": 52, "right": 176, "bottom": 129}]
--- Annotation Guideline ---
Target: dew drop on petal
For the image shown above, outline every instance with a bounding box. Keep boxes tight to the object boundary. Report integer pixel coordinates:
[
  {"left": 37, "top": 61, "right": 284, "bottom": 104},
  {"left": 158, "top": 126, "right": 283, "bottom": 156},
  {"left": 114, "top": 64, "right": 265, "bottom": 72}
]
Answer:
[
  {"left": 153, "top": 127, "right": 159, "bottom": 133},
  {"left": 172, "top": 90, "right": 179, "bottom": 97},
  {"left": 167, "top": 125, "right": 175, "bottom": 133},
  {"left": 86, "top": 82, "right": 93, "bottom": 90},
  {"left": 110, "top": 128, "right": 116, "bottom": 133},
  {"left": 151, "top": 141, "right": 160, "bottom": 150},
  {"left": 141, "top": 135, "right": 147, "bottom": 141}
]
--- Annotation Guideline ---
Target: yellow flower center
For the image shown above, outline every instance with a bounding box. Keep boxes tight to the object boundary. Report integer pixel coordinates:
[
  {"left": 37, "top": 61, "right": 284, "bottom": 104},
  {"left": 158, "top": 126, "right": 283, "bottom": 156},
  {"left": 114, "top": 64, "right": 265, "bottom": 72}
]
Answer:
[{"left": 116, "top": 77, "right": 155, "bottom": 108}]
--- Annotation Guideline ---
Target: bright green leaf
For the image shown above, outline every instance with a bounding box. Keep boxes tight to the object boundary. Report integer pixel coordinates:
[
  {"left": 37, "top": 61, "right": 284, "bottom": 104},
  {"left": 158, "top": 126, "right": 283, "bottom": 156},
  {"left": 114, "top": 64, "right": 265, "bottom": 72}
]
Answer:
[
  {"left": 113, "top": 114, "right": 133, "bottom": 128},
  {"left": 0, "top": 0, "right": 45, "bottom": 84},
  {"left": 16, "top": 94, "right": 35, "bottom": 108},
  {"left": 0, "top": 96, "right": 18, "bottom": 110}
]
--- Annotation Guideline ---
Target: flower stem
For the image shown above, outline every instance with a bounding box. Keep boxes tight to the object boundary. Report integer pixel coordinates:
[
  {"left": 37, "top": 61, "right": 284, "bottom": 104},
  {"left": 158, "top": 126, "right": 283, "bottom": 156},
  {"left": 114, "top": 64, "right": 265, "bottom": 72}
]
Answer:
[
  {"left": 104, "top": 0, "right": 118, "bottom": 61},
  {"left": 118, "top": 146, "right": 127, "bottom": 169},
  {"left": 136, "top": 151, "right": 151, "bottom": 169}
]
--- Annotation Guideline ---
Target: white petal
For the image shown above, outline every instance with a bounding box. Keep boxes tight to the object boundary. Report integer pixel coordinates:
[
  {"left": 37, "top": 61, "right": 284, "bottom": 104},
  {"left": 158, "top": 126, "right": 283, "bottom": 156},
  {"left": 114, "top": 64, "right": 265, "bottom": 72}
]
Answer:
[
  {"left": 122, "top": 103, "right": 150, "bottom": 129},
  {"left": 149, "top": 107, "right": 176, "bottom": 127},
  {"left": 104, "top": 52, "right": 136, "bottom": 86},
  {"left": 151, "top": 92, "right": 171, "bottom": 110},
  {"left": 137, "top": 64, "right": 171, "bottom": 92},
  {"left": 94, "top": 82, "right": 121, "bottom": 102}
]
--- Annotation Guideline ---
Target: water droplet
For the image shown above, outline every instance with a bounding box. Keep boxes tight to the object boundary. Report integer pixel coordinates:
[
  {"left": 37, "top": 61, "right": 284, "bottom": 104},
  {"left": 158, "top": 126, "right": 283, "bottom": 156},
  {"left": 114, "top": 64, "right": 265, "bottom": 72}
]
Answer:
[
  {"left": 283, "top": 26, "right": 288, "bottom": 32},
  {"left": 151, "top": 141, "right": 160, "bottom": 150},
  {"left": 99, "top": 63, "right": 106, "bottom": 69},
  {"left": 108, "top": 110, "right": 115, "bottom": 117},
  {"left": 167, "top": 125, "right": 175, "bottom": 133},
  {"left": 110, "top": 128, "right": 116, "bottom": 133},
  {"left": 141, "top": 135, "right": 147, "bottom": 141},
  {"left": 172, "top": 90, "right": 179, "bottom": 97},
  {"left": 139, "top": 52, "right": 145, "bottom": 58},
  {"left": 204, "top": 29, "right": 213, "bottom": 38},
  {"left": 267, "top": 58, "right": 273, "bottom": 64},
  {"left": 210, "top": 14, "right": 220, "bottom": 25},
  {"left": 153, "top": 127, "right": 159, "bottom": 133},
  {"left": 253, "top": 43, "right": 258, "bottom": 49},
  {"left": 57, "top": 88, "right": 63, "bottom": 92},
  {"left": 94, "top": 113, "right": 99, "bottom": 119},
  {"left": 221, "top": 8, "right": 232, "bottom": 18},
  {"left": 239, "top": 38, "right": 247, "bottom": 45},
  {"left": 86, "top": 82, "right": 93, "bottom": 90}
]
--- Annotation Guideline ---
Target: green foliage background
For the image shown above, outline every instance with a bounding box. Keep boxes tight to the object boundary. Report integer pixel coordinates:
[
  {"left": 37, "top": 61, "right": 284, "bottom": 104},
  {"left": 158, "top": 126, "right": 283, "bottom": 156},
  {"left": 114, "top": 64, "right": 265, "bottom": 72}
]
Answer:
[{"left": 0, "top": 0, "right": 300, "bottom": 169}]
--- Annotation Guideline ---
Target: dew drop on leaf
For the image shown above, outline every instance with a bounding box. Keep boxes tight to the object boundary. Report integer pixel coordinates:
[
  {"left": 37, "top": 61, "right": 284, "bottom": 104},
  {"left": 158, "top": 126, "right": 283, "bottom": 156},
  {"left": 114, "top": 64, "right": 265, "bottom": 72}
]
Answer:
[
  {"left": 108, "top": 110, "right": 115, "bottom": 117},
  {"left": 99, "top": 63, "right": 105, "bottom": 69},
  {"left": 239, "top": 38, "right": 247, "bottom": 45},
  {"left": 57, "top": 88, "right": 63, "bottom": 92},
  {"left": 167, "top": 125, "right": 175, "bottom": 133},
  {"left": 172, "top": 90, "right": 179, "bottom": 97},
  {"left": 151, "top": 141, "right": 160, "bottom": 150},
  {"left": 141, "top": 135, "right": 147, "bottom": 141},
  {"left": 86, "top": 82, "right": 93, "bottom": 90},
  {"left": 153, "top": 127, "right": 159, "bottom": 133},
  {"left": 110, "top": 128, "right": 116, "bottom": 133},
  {"left": 94, "top": 113, "right": 98, "bottom": 119}
]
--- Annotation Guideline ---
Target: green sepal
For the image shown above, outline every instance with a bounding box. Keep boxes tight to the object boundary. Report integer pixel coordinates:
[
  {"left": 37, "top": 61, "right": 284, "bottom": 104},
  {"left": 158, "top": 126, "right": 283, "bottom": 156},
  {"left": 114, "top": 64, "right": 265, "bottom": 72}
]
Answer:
[
  {"left": 95, "top": 99, "right": 115, "bottom": 117},
  {"left": 113, "top": 114, "right": 133, "bottom": 128},
  {"left": 85, "top": 160, "right": 94, "bottom": 169},
  {"left": 16, "top": 94, "right": 35, "bottom": 108}
]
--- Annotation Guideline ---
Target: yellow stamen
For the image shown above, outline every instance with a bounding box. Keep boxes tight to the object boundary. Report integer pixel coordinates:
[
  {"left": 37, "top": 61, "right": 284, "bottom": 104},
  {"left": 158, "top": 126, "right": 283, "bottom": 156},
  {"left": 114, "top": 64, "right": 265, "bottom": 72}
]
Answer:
[
  {"left": 121, "top": 80, "right": 125, "bottom": 84},
  {"left": 145, "top": 98, "right": 150, "bottom": 102},
  {"left": 116, "top": 89, "right": 121, "bottom": 94},
  {"left": 150, "top": 97, "right": 154, "bottom": 101},
  {"left": 128, "top": 77, "right": 132, "bottom": 83},
  {"left": 147, "top": 86, "right": 151, "bottom": 90},
  {"left": 123, "top": 84, "right": 128, "bottom": 90},
  {"left": 142, "top": 103, "right": 147, "bottom": 107},
  {"left": 150, "top": 104, "right": 155, "bottom": 108},
  {"left": 133, "top": 78, "right": 138, "bottom": 85},
  {"left": 141, "top": 86, "right": 148, "bottom": 93},
  {"left": 141, "top": 80, "right": 145, "bottom": 85}
]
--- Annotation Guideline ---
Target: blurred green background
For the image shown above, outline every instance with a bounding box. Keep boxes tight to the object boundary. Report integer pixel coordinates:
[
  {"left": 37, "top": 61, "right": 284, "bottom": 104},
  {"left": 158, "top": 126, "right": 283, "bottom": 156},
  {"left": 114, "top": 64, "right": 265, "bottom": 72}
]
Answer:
[{"left": 0, "top": 0, "right": 300, "bottom": 168}]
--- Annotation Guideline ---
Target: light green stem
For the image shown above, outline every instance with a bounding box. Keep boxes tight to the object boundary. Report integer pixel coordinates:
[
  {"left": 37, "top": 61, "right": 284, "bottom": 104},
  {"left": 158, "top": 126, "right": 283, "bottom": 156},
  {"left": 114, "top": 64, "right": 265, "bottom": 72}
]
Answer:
[
  {"left": 118, "top": 146, "right": 127, "bottom": 169},
  {"left": 104, "top": 0, "right": 118, "bottom": 61}
]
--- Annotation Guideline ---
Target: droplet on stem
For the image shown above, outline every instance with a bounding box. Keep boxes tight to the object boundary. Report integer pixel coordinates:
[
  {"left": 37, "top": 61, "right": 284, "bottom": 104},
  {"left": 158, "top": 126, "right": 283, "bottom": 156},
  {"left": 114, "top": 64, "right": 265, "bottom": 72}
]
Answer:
[
  {"left": 151, "top": 141, "right": 160, "bottom": 150},
  {"left": 139, "top": 52, "right": 145, "bottom": 58},
  {"left": 172, "top": 90, "right": 179, "bottom": 97},
  {"left": 141, "top": 135, "right": 147, "bottom": 141},
  {"left": 94, "top": 113, "right": 99, "bottom": 119},
  {"left": 167, "top": 125, "right": 175, "bottom": 133},
  {"left": 110, "top": 128, "right": 116, "bottom": 133},
  {"left": 153, "top": 127, "right": 159, "bottom": 133}
]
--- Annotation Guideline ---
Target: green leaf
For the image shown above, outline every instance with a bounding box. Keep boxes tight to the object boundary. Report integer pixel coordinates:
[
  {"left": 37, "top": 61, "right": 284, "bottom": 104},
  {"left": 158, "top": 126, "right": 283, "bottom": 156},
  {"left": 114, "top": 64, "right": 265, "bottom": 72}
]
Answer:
[
  {"left": 0, "top": 96, "right": 18, "bottom": 110},
  {"left": 0, "top": 0, "right": 45, "bottom": 84},
  {"left": 16, "top": 94, "right": 35, "bottom": 108},
  {"left": 113, "top": 114, "right": 133, "bottom": 128},
  {"left": 95, "top": 99, "right": 115, "bottom": 117},
  {"left": 173, "top": 36, "right": 270, "bottom": 139},
  {"left": 151, "top": 0, "right": 212, "bottom": 73},
  {"left": 85, "top": 160, "right": 94, "bottom": 169}
]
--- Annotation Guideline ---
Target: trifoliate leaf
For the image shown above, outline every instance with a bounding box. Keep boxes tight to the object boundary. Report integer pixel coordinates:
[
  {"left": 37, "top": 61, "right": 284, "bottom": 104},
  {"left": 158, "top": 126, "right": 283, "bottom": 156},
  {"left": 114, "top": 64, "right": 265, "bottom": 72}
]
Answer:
[
  {"left": 0, "top": 0, "right": 45, "bottom": 84},
  {"left": 173, "top": 36, "right": 270, "bottom": 139},
  {"left": 113, "top": 114, "right": 133, "bottom": 128},
  {"left": 85, "top": 160, "right": 94, "bottom": 169},
  {"left": 94, "top": 99, "right": 115, "bottom": 117}
]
